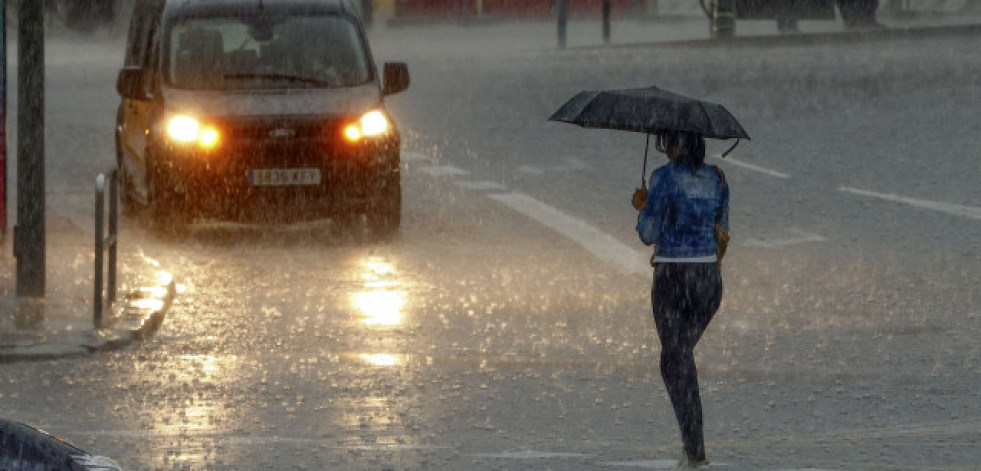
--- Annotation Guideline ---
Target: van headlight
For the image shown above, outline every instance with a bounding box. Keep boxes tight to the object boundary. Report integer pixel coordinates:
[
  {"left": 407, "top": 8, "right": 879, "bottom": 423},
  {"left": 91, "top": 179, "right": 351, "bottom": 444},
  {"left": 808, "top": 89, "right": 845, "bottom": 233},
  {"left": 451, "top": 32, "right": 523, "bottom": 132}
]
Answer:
[
  {"left": 343, "top": 111, "right": 390, "bottom": 142},
  {"left": 166, "top": 114, "right": 220, "bottom": 149}
]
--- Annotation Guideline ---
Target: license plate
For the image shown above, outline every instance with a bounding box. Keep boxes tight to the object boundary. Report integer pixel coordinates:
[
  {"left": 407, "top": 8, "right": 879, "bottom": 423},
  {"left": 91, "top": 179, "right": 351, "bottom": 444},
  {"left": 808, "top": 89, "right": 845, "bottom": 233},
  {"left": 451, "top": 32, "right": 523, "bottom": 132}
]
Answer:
[{"left": 248, "top": 168, "right": 322, "bottom": 186}]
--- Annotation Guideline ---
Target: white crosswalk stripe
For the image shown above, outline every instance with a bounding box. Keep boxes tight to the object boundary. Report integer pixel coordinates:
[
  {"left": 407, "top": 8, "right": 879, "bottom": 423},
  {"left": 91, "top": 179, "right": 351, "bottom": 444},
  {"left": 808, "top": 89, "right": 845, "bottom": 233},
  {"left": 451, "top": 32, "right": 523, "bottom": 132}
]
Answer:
[
  {"left": 417, "top": 165, "right": 469, "bottom": 176},
  {"left": 840, "top": 186, "right": 981, "bottom": 221},
  {"left": 454, "top": 180, "right": 508, "bottom": 191}
]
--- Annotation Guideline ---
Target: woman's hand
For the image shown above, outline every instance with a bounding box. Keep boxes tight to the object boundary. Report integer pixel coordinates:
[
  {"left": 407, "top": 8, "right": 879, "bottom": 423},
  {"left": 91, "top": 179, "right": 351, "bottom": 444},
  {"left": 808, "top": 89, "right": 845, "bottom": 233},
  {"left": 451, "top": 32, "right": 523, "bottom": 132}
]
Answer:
[{"left": 631, "top": 183, "right": 647, "bottom": 211}]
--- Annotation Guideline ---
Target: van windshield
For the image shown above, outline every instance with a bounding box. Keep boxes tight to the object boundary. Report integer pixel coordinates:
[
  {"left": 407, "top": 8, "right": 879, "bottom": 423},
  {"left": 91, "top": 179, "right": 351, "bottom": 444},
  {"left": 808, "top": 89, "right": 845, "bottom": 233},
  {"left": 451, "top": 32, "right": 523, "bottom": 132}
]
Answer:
[{"left": 166, "top": 14, "right": 371, "bottom": 90}]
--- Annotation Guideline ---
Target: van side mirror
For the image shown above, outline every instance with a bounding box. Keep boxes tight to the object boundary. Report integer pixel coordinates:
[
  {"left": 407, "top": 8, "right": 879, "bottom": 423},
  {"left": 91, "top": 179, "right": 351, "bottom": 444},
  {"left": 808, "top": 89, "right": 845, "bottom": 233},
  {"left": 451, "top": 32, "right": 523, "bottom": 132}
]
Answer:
[
  {"left": 382, "top": 62, "right": 409, "bottom": 96},
  {"left": 116, "top": 66, "right": 147, "bottom": 99}
]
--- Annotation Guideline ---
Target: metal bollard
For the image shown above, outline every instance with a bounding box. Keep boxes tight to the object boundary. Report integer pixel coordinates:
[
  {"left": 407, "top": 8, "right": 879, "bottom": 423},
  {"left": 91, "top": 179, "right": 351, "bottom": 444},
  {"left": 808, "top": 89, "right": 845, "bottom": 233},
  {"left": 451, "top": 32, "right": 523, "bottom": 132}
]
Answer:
[
  {"left": 94, "top": 170, "right": 118, "bottom": 329},
  {"left": 889, "top": 0, "right": 911, "bottom": 15},
  {"left": 710, "top": 0, "right": 735, "bottom": 39}
]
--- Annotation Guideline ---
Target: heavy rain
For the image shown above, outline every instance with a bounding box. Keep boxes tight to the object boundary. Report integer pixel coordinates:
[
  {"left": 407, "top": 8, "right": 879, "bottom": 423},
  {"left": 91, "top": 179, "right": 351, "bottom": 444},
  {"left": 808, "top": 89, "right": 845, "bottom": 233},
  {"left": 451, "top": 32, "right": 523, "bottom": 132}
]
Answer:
[{"left": 2, "top": 0, "right": 980, "bottom": 470}]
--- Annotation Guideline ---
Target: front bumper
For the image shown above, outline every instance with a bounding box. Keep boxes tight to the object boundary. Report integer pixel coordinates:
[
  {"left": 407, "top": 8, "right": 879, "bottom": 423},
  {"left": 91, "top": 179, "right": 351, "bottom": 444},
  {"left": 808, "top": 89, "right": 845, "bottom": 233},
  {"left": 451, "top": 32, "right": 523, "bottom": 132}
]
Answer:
[{"left": 150, "top": 118, "right": 399, "bottom": 223}]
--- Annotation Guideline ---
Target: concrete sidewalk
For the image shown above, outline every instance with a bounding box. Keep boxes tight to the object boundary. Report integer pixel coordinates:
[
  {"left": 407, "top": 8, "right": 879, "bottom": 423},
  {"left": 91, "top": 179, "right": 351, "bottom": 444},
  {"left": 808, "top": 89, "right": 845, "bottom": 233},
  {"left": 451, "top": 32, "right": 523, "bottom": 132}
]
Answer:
[{"left": 0, "top": 207, "right": 174, "bottom": 363}]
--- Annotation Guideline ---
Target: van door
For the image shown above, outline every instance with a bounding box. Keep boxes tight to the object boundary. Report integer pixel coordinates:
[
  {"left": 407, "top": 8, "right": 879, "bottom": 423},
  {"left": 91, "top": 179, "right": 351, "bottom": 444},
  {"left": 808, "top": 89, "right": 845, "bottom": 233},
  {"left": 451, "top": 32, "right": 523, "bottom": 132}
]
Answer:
[{"left": 118, "top": 1, "right": 162, "bottom": 203}]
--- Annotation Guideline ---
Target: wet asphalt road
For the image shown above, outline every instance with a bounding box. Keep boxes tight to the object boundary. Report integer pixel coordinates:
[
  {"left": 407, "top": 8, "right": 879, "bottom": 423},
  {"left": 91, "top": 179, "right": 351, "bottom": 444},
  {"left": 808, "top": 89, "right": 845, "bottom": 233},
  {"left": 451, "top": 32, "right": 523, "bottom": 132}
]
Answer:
[{"left": 3, "top": 20, "right": 981, "bottom": 470}]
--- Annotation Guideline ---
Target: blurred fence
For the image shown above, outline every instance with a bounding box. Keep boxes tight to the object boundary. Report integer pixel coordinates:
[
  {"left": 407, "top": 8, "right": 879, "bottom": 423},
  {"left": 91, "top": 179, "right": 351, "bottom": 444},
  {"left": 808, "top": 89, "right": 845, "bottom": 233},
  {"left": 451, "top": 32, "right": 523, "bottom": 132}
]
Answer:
[
  {"left": 379, "top": 0, "right": 981, "bottom": 22},
  {"left": 2, "top": 0, "right": 976, "bottom": 27}
]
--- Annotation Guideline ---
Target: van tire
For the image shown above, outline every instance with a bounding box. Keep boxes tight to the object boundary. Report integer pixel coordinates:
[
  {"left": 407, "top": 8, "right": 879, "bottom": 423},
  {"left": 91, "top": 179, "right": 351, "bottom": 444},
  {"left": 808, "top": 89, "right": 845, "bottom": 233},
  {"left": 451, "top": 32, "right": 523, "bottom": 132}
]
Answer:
[
  {"left": 147, "top": 161, "right": 191, "bottom": 235},
  {"left": 368, "top": 174, "right": 401, "bottom": 239}
]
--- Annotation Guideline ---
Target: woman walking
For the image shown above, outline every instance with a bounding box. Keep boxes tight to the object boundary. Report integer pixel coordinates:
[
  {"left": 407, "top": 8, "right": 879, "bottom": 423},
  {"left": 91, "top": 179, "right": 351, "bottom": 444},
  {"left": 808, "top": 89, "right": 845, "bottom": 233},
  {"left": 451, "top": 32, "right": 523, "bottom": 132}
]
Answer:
[{"left": 631, "top": 131, "right": 728, "bottom": 469}]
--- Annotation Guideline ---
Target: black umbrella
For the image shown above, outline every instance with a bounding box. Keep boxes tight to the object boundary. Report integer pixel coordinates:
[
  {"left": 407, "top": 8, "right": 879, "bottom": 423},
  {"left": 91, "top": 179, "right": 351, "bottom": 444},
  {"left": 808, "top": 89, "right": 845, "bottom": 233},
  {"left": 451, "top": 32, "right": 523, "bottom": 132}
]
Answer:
[
  {"left": 549, "top": 86, "right": 750, "bottom": 184},
  {"left": 549, "top": 86, "right": 750, "bottom": 139}
]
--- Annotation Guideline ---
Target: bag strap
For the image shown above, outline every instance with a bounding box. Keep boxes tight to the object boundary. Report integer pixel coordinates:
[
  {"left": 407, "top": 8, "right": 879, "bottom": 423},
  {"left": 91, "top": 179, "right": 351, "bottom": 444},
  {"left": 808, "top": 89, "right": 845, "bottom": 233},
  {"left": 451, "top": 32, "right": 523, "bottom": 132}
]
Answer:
[{"left": 711, "top": 165, "right": 725, "bottom": 189}]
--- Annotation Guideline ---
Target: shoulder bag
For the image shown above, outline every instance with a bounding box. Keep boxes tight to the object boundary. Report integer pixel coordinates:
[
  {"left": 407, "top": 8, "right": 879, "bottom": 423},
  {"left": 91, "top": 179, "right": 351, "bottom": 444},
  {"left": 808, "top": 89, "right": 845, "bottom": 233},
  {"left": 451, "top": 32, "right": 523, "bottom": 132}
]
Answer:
[{"left": 711, "top": 165, "right": 729, "bottom": 261}]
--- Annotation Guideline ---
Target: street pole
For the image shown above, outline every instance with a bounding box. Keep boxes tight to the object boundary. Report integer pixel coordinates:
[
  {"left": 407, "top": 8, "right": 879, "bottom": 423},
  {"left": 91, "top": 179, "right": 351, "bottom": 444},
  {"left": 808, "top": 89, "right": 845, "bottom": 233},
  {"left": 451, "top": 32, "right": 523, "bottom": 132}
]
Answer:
[
  {"left": 602, "top": 0, "right": 610, "bottom": 43},
  {"left": 1, "top": 0, "right": 6, "bottom": 238},
  {"left": 557, "top": 0, "right": 567, "bottom": 48},
  {"left": 15, "top": 0, "right": 45, "bottom": 297}
]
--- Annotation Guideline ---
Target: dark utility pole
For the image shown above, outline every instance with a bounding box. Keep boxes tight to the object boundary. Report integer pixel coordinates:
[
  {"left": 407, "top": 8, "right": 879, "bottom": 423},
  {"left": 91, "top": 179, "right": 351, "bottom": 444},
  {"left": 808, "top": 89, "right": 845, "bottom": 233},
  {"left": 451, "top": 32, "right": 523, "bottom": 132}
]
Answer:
[
  {"left": 15, "top": 0, "right": 45, "bottom": 297},
  {"left": 557, "top": 0, "right": 567, "bottom": 48},
  {"left": 0, "top": 0, "right": 6, "bottom": 237},
  {"left": 602, "top": 0, "right": 610, "bottom": 43}
]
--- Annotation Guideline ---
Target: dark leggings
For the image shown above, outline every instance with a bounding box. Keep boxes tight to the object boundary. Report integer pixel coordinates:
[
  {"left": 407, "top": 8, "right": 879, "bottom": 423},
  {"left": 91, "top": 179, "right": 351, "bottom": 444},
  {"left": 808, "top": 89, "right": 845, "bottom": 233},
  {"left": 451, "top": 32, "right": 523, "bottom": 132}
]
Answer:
[{"left": 652, "top": 263, "right": 723, "bottom": 462}]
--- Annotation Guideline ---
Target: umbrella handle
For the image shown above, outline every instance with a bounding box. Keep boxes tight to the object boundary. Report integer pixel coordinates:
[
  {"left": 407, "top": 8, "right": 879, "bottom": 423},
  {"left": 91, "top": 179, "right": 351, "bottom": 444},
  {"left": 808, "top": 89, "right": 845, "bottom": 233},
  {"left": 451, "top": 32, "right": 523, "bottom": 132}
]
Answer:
[{"left": 721, "top": 139, "right": 741, "bottom": 157}]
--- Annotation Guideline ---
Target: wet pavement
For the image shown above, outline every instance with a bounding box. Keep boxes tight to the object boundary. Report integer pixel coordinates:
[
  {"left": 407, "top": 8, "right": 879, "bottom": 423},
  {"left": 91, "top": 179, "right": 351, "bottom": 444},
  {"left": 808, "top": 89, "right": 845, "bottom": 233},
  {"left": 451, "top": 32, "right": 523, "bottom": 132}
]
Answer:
[
  {"left": 1, "top": 2, "right": 976, "bottom": 362},
  {"left": 2, "top": 6, "right": 981, "bottom": 471},
  {"left": 4, "top": 2, "right": 974, "bottom": 366}
]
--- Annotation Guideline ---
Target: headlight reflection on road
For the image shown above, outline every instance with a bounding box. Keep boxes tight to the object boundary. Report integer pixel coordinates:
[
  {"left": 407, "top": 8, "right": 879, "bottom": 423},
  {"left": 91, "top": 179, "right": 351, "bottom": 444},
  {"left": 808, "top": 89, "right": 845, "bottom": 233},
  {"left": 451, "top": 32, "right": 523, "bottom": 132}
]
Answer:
[
  {"left": 352, "top": 290, "right": 405, "bottom": 326},
  {"left": 353, "top": 258, "right": 406, "bottom": 327},
  {"left": 359, "top": 353, "right": 401, "bottom": 367},
  {"left": 144, "top": 355, "right": 238, "bottom": 446},
  {"left": 129, "top": 268, "right": 175, "bottom": 312},
  {"left": 130, "top": 297, "right": 165, "bottom": 313}
]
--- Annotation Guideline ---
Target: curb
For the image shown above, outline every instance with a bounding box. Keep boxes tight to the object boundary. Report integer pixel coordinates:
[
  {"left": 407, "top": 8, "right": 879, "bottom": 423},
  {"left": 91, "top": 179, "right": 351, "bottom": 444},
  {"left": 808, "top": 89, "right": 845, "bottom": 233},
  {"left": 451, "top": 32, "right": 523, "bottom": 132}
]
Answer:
[{"left": 0, "top": 279, "right": 175, "bottom": 363}]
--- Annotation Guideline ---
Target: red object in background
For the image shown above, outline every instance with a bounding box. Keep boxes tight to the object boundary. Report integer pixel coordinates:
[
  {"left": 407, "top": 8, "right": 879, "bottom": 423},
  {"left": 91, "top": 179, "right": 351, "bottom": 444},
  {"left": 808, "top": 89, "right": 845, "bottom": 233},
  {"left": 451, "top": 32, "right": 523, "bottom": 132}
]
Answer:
[
  {"left": 1, "top": 6, "right": 5, "bottom": 236},
  {"left": 395, "top": 0, "right": 476, "bottom": 18},
  {"left": 1, "top": 118, "right": 5, "bottom": 235},
  {"left": 483, "top": 0, "right": 632, "bottom": 17},
  {"left": 395, "top": 0, "right": 633, "bottom": 19}
]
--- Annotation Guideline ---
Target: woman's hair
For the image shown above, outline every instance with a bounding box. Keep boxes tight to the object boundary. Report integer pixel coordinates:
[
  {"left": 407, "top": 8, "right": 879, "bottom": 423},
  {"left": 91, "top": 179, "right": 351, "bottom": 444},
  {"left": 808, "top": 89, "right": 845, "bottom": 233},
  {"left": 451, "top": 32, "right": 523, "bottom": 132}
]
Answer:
[{"left": 657, "top": 131, "right": 706, "bottom": 172}]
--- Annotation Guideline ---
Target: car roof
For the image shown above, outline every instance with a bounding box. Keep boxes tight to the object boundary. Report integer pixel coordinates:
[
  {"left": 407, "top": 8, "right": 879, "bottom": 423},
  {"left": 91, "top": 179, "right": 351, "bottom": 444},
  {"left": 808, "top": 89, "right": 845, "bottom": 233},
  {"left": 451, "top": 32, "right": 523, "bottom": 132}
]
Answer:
[{"left": 161, "top": 0, "right": 358, "bottom": 19}]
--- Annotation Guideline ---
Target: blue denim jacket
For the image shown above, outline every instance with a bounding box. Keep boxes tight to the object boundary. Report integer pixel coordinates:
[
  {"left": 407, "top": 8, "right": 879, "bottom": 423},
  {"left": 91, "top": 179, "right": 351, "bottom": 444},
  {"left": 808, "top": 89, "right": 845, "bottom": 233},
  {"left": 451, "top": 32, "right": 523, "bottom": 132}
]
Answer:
[{"left": 636, "top": 161, "right": 729, "bottom": 259}]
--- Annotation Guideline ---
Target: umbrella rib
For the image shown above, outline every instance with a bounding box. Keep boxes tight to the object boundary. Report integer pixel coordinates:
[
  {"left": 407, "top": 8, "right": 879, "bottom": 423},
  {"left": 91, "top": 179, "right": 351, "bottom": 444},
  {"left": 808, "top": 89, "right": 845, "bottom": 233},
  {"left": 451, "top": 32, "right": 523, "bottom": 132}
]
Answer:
[{"left": 695, "top": 101, "right": 715, "bottom": 138}]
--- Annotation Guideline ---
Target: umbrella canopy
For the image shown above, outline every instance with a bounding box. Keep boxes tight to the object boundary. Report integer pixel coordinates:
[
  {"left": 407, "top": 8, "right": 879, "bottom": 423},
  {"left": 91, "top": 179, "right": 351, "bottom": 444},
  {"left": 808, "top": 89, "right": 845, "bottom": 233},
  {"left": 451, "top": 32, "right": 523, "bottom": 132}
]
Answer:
[{"left": 549, "top": 86, "right": 750, "bottom": 140}]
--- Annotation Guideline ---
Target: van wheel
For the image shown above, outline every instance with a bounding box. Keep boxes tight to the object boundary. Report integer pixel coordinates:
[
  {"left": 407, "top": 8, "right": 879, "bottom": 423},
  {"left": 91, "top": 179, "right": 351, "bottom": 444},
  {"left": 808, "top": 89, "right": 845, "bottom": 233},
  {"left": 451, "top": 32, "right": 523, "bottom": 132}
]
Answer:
[
  {"left": 147, "top": 163, "right": 190, "bottom": 235},
  {"left": 367, "top": 175, "right": 401, "bottom": 239}
]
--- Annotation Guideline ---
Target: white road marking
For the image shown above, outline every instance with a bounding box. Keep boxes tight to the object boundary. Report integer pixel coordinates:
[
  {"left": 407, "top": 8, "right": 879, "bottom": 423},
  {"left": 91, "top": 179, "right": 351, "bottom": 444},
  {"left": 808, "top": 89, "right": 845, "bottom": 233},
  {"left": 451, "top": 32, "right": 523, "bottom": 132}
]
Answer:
[
  {"left": 407, "top": 152, "right": 814, "bottom": 275},
  {"left": 330, "top": 444, "right": 453, "bottom": 451},
  {"left": 472, "top": 450, "right": 593, "bottom": 459},
  {"left": 67, "top": 431, "right": 449, "bottom": 450},
  {"left": 418, "top": 165, "right": 470, "bottom": 176},
  {"left": 516, "top": 166, "right": 545, "bottom": 176},
  {"left": 741, "top": 227, "right": 828, "bottom": 248},
  {"left": 840, "top": 186, "right": 981, "bottom": 221},
  {"left": 65, "top": 430, "right": 171, "bottom": 437},
  {"left": 488, "top": 193, "right": 651, "bottom": 275},
  {"left": 455, "top": 180, "right": 508, "bottom": 191},
  {"left": 517, "top": 157, "right": 587, "bottom": 176},
  {"left": 516, "top": 166, "right": 546, "bottom": 176},
  {"left": 600, "top": 459, "right": 731, "bottom": 468},
  {"left": 401, "top": 151, "right": 430, "bottom": 162},
  {"left": 710, "top": 155, "right": 791, "bottom": 179},
  {"left": 598, "top": 459, "right": 679, "bottom": 468}
]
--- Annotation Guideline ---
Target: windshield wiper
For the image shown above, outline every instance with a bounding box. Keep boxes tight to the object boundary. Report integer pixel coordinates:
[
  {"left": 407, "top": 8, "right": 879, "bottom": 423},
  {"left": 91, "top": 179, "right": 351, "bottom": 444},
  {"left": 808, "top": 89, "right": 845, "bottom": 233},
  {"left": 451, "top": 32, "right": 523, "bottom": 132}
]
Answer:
[{"left": 224, "top": 73, "right": 330, "bottom": 87}]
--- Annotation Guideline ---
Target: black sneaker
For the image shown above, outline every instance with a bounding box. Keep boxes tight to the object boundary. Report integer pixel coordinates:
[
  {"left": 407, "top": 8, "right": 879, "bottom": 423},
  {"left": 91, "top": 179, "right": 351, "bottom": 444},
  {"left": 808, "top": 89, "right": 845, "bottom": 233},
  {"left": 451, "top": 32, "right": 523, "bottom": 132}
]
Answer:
[{"left": 676, "top": 452, "right": 710, "bottom": 469}]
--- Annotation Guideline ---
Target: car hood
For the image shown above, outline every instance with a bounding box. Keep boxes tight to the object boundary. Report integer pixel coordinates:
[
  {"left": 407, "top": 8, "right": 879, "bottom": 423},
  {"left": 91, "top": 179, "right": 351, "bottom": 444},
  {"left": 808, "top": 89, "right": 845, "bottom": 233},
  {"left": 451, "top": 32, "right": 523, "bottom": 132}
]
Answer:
[{"left": 161, "top": 84, "right": 383, "bottom": 119}]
